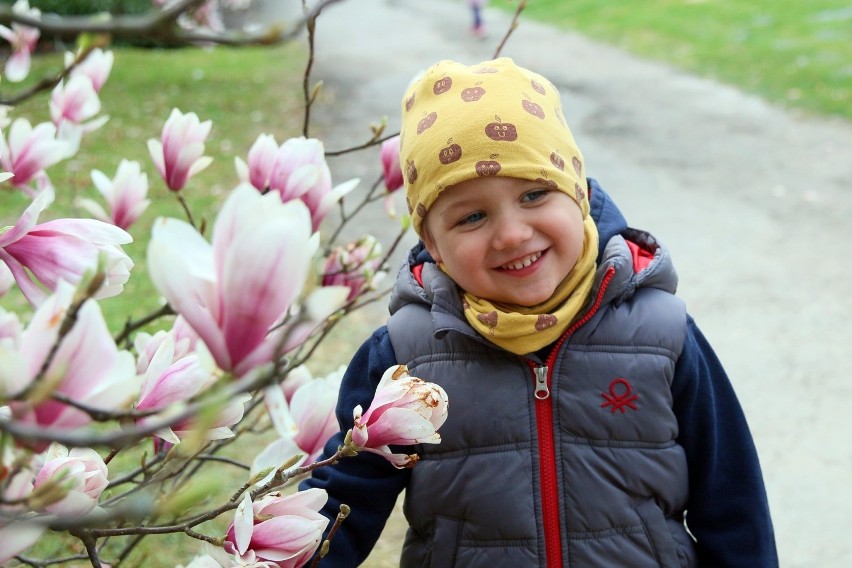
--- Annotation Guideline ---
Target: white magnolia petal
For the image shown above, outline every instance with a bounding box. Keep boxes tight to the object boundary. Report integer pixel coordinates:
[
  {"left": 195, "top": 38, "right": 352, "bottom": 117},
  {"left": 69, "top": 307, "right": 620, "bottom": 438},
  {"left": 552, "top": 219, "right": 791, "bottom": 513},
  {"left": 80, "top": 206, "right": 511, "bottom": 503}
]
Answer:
[
  {"left": 74, "top": 197, "right": 110, "bottom": 223},
  {"left": 234, "top": 493, "right": 254, "bottom": 556},
  {"left": 263, "top": 385, "right": 297, "bottom": 439},
  {"left": 250, "top": 436, "right": 305, "bottom": 487}
]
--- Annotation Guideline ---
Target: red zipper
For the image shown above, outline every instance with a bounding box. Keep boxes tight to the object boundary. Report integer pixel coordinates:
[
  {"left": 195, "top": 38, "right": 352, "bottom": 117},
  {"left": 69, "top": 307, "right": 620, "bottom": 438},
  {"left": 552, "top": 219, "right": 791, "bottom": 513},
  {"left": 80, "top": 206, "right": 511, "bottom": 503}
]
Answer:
[{"left": 528, "top": 266, "right": 615, "bottom": 567}]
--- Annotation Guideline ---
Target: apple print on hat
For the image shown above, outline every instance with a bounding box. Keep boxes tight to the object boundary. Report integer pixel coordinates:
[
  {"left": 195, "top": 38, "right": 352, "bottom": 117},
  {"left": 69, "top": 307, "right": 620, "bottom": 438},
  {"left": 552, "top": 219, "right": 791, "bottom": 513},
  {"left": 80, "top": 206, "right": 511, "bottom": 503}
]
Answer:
[{"left": 399, "top": 57, "right": 589, "bottom": 237}]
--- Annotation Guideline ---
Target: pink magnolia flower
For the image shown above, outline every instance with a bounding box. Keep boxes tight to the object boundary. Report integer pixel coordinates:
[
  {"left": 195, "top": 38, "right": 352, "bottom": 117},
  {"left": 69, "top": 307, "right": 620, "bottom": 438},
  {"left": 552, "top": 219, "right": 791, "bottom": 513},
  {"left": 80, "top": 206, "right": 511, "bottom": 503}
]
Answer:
[
  {"left": 321, "top": 236, "right": 384, "bottom": 302},
  {"left": 0, "top": 1, "right": 41, "bottom": 83},
  {"left": 176, "top": 554, "right": 230, "bottom": 568},
  {"left": 50, "top": 75, "right": 109, "bottom": 155},
  {"left": 234, "top": 132, "right": 278, "bottom": 192},
  {"left": 147, "top": 108, "right": 213, "bottom": 192},
  {"left": 135, "top": 336, "right": 249, "bottom": 445},
  {"left": 0, "top": 445, "right": 43, "bottom": 563},
  {"left": 50, "top": 75, "right": 102, "bottom": 127},
  {"left": 134, "top": 315, "right": 199, "bottom": 375},
  {"left": 76, "top": 159, "right": 150, "bottom": 230},
  {"left": 148, "top": 183, "right": 348, "bottom": 377},
  {"left": 282, "top": 366, "right": 342, "bottom": 461},
  {"left": 239, "top": 135, "right": 359, "bottom": 231},
  {"left": 224, "top": 489, "right": 329, "bottom": 568},
  {"left": 380, "top": 135, "right": 403, "bottom": 192},
  {"left": 66, "top": 47, "right": 114, "bottom": 93},
  {"left": 251, "top": 366, "right": 343, "bottom": 484},
  {"left": 351, "top": 365, "right": 448, "bottom": 468},
  {"left": 0, "top": 262, "right": 14, "bottom": 297},
  {"left": 267, "top": 137, "right": 329, "bottom": 204},
  {"left": 0, "top": 117, "right": 71, "bottom": 193},
  {"left": 0, "top": 185, "right": 133, "bottom": 306},
  {"left": 279, "top": 364, "right": 312, "bottom": 402},
  {"left": 0, "top": 308, "right": 26, "bottom": 396},
  {"left": 4, "top": 280, "right": 140, "bottom": 450},
  {"left": 32, "top": 444, "right": 108, "bottom": 518}
]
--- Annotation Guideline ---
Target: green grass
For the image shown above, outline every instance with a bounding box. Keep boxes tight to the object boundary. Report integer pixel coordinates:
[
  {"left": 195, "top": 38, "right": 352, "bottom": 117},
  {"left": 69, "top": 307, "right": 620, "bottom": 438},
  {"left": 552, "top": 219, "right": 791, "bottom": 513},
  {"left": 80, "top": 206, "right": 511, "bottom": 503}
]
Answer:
[
  {"left": 1, "top": 43, "right": 307, "bottom": 328},
  {"left": 501, "top": 0, "right": 851, "bottom": 120}
]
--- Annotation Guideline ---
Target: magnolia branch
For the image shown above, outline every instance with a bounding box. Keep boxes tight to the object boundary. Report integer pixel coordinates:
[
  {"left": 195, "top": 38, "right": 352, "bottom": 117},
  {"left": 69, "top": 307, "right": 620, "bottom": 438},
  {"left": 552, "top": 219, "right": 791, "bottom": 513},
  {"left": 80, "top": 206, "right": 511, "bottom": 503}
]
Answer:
[
  {"left": 30, "top": 446, "right": 352, "bottom": 541},
  {"left": 114, "top": 303, "right": 175, "bottom": 347},
  {"left": 0, "top": 0, "right": 346, "bottom": 47},
  {"left": 0, "top": 365, "right": 279, "bottom": 449},
  {"left": 0, "top": 43, "right": 102, "bottom": 105},
  {"left": 492, "top": 0, "right": 526, "bottom": 59}
]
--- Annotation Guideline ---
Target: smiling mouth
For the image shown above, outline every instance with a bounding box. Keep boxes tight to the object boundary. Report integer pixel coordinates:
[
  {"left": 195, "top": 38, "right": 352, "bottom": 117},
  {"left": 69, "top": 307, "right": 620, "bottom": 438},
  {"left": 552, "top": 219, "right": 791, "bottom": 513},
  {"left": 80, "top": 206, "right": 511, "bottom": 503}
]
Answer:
[{"left": 498, "top": 251, "right": 543, "bottom": 271}]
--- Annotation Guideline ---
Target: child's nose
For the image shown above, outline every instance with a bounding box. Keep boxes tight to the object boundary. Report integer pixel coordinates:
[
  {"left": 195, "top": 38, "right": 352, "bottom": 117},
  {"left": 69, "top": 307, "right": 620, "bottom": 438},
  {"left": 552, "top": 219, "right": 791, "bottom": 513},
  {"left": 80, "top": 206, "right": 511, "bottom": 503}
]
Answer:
[{"left": 492, "top": 218, "right": 533, "bottom": 250}]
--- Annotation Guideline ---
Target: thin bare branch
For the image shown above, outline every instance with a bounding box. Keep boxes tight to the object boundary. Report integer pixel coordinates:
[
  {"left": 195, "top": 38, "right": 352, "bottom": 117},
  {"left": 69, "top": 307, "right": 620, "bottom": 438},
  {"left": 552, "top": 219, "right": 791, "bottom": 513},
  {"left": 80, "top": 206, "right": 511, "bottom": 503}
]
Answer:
[
  {"left": 194, "top": 454, "right": 250, "bottom": 470},
  {"left": 0, "top": 0, "right": 346, "bottom": 47},
  {"left": 492, "top": 0, "right": 527, "bottom": 59},
  {"left": 114, "top": 303, "right": 174, "bottom": 347},
  {"left": 0, "top": 368, "right": 275, "bottom": 449},
  {"left": 325, "top": 130, "right": 397, "bottom": 157}
]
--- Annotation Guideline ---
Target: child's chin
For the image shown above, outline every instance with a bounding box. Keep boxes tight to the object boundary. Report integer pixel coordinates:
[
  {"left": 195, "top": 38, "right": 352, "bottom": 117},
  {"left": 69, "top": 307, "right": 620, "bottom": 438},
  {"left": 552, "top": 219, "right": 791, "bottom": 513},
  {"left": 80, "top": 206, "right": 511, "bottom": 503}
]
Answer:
[{"left": 509, "top": 291, "right": 552, "bottom": 308}]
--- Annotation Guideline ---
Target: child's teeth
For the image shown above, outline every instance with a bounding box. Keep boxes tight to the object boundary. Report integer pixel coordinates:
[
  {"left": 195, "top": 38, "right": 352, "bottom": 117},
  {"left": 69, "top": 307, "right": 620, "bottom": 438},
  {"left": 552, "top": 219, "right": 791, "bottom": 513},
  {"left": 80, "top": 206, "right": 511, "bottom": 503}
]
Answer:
[{"left": 502, "top": 252, "right": 541, "bottom": 270}]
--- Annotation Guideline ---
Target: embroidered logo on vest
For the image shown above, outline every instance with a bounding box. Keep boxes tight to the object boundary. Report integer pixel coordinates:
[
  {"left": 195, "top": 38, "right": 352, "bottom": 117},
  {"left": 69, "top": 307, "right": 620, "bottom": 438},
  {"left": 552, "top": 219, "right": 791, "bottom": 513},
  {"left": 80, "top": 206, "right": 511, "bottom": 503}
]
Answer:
[{"left": 601, "top": 378, "right": 638, "bottom": 413}]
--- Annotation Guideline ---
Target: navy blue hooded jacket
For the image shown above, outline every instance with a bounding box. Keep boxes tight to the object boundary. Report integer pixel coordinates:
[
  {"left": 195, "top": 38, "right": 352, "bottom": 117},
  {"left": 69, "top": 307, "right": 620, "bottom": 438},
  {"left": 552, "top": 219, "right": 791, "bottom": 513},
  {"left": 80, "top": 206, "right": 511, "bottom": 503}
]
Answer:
[{"left": 300, "top": 179, "right": 778, "bottom": 567}]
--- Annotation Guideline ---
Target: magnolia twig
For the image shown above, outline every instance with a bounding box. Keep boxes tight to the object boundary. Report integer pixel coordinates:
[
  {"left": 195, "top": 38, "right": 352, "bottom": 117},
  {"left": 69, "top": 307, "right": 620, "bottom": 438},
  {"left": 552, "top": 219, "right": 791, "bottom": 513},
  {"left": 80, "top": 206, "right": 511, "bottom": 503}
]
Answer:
[
  {"left": 325, "top": 131, "right": 397, "bottom": 157},
  {"left": 69, "top": 528, "right": 103, "bottom": 568},
  {"left": 0, "top": 44, "right": 99, "bottom": 105},
  {"left": 114, "top": 303, "right": 174, "bottom": 347},
  {"left": 49, "top": 393, "right": 161, "bottom": 422},
  {"left": 184, "top": 527, "right": 223, "bottom": 546},
  {"left": 309, "top": 504, "right": 350, "bottom": 568},
  {"left": 103, "top": 448, "right": 121, "bottom": 465},
  {"left": 105, "top": 452, "right": 166, "bottom": 491},
  {"left": 115, "top": 533, "right": 146, "bottom": 567},
  {"left": 492, "top": 0, "right": 527, "bottom": 59},
  {"left": 302, "top": 8, "right": 318, "bottom": 137},
  {"left": 79, "top": 449, "right": 348, "bottom": 539},
  {"left": 15, "top": 553, "right": 91, "bottom": 567},
  {"left": 193, "top": 454, "right": 250, "bottom": 471},
  {"left": 0, "top": 368, "right": 274, "bottom": 449},
  {"left": 324, "top": 174, "right": 385, "bottom": 246},
  {"left": 176, "top": 193, "right": 198, "bottom": 229}
]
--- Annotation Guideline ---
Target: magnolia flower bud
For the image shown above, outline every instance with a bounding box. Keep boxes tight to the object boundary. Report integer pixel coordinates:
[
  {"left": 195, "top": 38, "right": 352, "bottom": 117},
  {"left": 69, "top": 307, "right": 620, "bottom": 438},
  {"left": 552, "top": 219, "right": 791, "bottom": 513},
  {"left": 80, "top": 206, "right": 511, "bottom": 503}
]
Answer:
[
  {"left": 147, "top": 108, "right": 213, "bottom": 192},
  {"left": 321, "top": 236, "right": 384, "bottom": 302},
  {"left": 380, "top": 135, "right": 403, "bottom": 192},
  {"left": 32, "top": 445, "right": 108, "bottom": 517}
]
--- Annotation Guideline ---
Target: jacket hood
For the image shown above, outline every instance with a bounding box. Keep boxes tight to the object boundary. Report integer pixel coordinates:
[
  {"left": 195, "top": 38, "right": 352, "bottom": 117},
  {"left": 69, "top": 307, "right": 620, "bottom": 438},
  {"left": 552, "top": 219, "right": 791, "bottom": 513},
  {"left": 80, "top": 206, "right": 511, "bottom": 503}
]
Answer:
[{"left": 588, "top": 177, "right": 628, "bottom": 255}]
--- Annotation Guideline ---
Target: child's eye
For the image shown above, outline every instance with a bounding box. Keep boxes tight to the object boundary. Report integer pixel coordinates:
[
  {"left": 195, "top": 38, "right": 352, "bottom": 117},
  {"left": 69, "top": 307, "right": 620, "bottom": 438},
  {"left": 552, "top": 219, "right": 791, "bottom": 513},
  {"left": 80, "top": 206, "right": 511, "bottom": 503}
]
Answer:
[
  {"left": 456, "top": 211, "right": 485, "bottom": 226},
  {"left": 521, "top": 189, "right": 549, "bottom": 203}
]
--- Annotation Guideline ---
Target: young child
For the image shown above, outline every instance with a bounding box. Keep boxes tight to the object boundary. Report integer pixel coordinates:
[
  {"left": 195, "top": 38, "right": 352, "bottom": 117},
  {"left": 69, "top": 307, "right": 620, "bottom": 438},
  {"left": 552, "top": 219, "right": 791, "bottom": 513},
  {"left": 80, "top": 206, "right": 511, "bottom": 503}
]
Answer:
[
  {"left": 468, "top": 0, "right": 487, "bottom": 38},
  {"left": 301, "top": 57, "right": 778, "bottom": 567}
]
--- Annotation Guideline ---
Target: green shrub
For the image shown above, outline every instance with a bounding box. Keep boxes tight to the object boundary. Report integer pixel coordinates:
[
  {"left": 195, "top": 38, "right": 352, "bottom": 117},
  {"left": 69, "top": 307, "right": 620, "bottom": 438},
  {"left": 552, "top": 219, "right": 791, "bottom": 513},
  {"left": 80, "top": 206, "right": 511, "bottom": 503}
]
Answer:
[{"left": 0, "top": 0, "right": 151, "bottom": 16}]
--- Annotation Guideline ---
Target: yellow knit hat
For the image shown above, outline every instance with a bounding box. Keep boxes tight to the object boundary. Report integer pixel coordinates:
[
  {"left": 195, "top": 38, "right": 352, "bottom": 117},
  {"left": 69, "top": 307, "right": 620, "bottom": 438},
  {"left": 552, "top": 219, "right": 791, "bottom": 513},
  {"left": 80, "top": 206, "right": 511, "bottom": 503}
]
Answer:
[{"left": 400, "top": 57, "right": 588, "bottom": 237}]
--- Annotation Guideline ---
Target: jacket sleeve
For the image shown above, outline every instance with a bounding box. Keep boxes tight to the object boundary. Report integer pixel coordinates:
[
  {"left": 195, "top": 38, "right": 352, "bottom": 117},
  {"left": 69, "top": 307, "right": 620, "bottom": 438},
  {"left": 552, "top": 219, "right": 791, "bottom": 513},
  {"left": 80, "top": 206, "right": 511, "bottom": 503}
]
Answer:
[
  {"left": 672, "top": 316, "right": 778, "bottom": 567},
  {"left": 299, "top": 326, "right": 410, "bottom": 567}
]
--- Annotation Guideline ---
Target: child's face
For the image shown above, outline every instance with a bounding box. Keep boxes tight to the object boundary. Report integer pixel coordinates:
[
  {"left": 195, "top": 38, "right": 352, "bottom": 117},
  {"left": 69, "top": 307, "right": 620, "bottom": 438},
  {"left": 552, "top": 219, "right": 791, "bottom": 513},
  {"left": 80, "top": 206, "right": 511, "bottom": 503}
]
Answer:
[{"left": 422, "top": 176, "right": 585, "bottom": 307}]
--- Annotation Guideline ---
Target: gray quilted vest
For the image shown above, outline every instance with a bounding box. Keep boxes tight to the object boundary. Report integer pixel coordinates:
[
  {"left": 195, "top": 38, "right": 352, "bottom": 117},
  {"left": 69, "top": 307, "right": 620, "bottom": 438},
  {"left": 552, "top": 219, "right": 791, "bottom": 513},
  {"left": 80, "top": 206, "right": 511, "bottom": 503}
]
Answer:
[{"left": 387, "top": 232, "right": 697, "bottom": 567}]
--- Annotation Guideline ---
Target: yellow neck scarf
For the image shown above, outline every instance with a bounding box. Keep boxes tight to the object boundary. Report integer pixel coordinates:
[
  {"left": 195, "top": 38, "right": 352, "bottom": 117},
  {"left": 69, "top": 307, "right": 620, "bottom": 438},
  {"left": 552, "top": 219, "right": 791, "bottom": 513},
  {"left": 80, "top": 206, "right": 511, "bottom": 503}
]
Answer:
[{"left": 458, "top": 217, "right": 599, "bottom": 355}]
